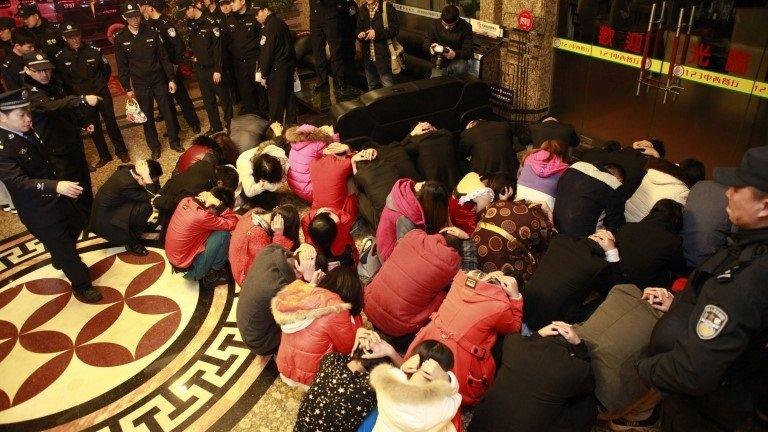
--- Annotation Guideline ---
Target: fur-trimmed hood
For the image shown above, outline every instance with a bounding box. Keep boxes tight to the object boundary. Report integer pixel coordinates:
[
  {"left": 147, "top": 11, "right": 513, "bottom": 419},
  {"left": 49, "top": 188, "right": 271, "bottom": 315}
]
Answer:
[
  {"left": 271, "top": 280, "right": 351, "bottom": 332},
  {"left": 285, "top": 125, "right": 335, "bottom": 149},
  {"left": 369, "top": 364, "right": 460, "bottom": 432}
]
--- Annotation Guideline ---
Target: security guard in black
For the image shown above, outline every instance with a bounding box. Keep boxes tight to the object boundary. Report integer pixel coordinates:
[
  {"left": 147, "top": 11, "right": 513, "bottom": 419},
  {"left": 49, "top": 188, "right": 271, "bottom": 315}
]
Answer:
[{"left": 254, "top": 2, "right": 295, "bottom": 123}]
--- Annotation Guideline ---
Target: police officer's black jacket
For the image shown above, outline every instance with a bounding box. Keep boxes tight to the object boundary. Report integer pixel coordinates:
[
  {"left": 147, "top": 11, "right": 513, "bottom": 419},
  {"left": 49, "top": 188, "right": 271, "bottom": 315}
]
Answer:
[
  {"left": 1, "top": 52, "right": 26, "bottom": 91},
  {"left": 28, "top": 19, "right": 63, "bottom": 58},
  {"left": 114, "top": 24, "right": 176, "bottom": 90},
  {"left": 146, "top": 15, "right": 186, "bottom": 65},
  {"left": 55, "top": 43, "right": 112, "bottom": 94},
  {"left": 186, "top": 11, "right": 223, "bottom": 73},
  {"left": 310, "top": 0, "right": 344, "bottom": 22},
  {"left": 637, "top": 227, "right": 768, "bottom": 412},
  {"left": 0, "top": 128, "right": 67, "bottom": 225},
  {"left": 423, "top": 17, "right": 474, "bottom": 61},
  {"left": 24, "top": 75, "right": 88, "bottom": 156},
  {"left": 225, "top": 8, "right": 260, "bottom": 61},
  {"left": 257, "top": 13, "right": 295, "bottom": 80}
]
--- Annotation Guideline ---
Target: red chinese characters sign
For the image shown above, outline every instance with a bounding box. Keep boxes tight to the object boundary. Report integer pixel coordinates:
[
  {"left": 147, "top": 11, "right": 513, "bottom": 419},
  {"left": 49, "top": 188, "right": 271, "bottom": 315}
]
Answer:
[{"left": 517, "top": 10, "right": 534, "bottom": 32}]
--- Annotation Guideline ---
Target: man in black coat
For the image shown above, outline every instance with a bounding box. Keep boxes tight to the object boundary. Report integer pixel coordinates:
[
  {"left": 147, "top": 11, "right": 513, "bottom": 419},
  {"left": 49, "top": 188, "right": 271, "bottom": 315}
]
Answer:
[
  {"left": 634, "top": 146, "right": 768, "bottom": 432},
  {"left": 520, "top": 116, "right": 581, "bottom": 149},
  {"left": 16, "top": 4, "right": 62, "bottom": 58},
  {"left": 460, "top": 119, "right": 519, "bottom": 177},
  {"left": 355, "top": 0, "right": 398, "bottom": 90},
  {"left": 114, "top": 1, "right": 182, "bottom": 159},
  {"left": 0, "top": 88, "right": 100, "bottom": 303},
  {"left": 225, "top": 0, "right": 266, "bottom": 116},
  {"left": 23, "top": 50, "right": 100, "bottom": 216},
  {"left": 141, "top": 0, "right": 201, "bottom": 134},
  {"left": 1, "top": 29, "right": 35, "bottom": 91},
  {"left": 424, "top": 5, "right": 473, "bottom": 78},
  {"left": 153, "top": 160, "right": 238, "bottom": 242},
  {"left": 402, "top": 122, "right": 461, "bottom": 191},
  {"left": 0, "top": 17, "right": 15, "bottom": 70},
  {"left": 56, "top": 22, "right": 130, "bottom": 168},
  {"left": 90, "top": 160, "right": 162, "bottom": 256},
  {"left": 254, "top": 2, "right": 296, "bottom": 124}
]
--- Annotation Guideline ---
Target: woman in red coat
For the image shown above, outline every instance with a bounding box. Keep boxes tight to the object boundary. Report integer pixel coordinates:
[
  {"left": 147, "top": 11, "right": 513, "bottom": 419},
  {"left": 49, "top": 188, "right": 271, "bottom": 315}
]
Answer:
[
  {"left": 301, "top": 207, "right": 359, "bottom": 267},
  {"left": 407, "top": 270, "right": 524, "bottom": 406},
  {"left": 309, "top": 145, "right": 378, "bottom": 221},
  {"left": 364, "top": 229, "right": 463, "bottom": 339},
  {"left": 449, "top": 172, "right": 495, "bottom": 235},
  {"left": 228, "top": 205, "right": 300, "bottom": 286},
  {"left": 272, "top": 267, "right": 364, "bottom": 388}
]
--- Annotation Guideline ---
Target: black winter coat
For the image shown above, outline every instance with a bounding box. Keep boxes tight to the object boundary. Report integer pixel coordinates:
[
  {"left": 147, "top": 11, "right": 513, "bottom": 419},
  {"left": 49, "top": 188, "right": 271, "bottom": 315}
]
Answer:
[
  {"left": 423, "top": 17, "right": 473, "bottom": 60},
  {"left": 554, "top": 161, "right": 625, "bottom": 237},
  {"left": 154, "top": 160, "right": 218, "bottom": 217},
  {"left": 468, "top": 334, "right": 596, "bottom": 432},
  {"left": 403, "top": 129, "right": 461, "bottom": 191},
  {"left": 459, "top": 120, "right": 519, "bottom": 176},
  {"left": 523, "top": 235, "right": 612, "bottom": 330},
  {"left": 520, "top": 119, "right": 580, "bottom": 149},
  {"left": 356, "top": 1, "right": 398, "bottom": 75},
  {"left": 89, "top": 167, "right": 153, "bottom": 240}
]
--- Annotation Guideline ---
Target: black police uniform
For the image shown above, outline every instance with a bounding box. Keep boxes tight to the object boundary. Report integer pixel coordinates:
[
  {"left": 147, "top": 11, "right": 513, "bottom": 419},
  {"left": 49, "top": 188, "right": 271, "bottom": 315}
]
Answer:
[
  {"left": 56, "top": 42, "right": 129, "bottom": 160},
  {"left": 256, "top": 12, "right": 296, "bottom": 124},
  {"left": 225, "top": 7, "right": 267, "bottom": 116},
  {"left": 114, "top": 23, "right": 181, "bottom": 155},
  {"left": 1, "top": 52, "right": 25, "bottom": 91},
  {"left": 146, "top": 14, "right": 201, "bottom": 131},
  {"left": 24, "top": 73, "right": 94, "bottom": 215},
  {"left": 309, "top": 0, "right": 346, "bottom": 86},
  {"left": 28, "top": 19, "right": 63, "bottom": 59},
  {"left": 0, "top": 115, "right": 92, "bottom": 295},
  {"left": 186, "top": 9, "right": 232, "bottom": 132},
  {"left": 637, "top": 228, "right": 768, "bottom": 431}
]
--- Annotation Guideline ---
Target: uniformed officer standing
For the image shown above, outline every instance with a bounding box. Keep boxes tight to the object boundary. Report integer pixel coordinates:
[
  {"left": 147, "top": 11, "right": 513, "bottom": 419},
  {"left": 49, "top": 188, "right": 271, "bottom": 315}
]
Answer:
[
  {"left": 215, "top": 0, "right": 240, "bottom": 106},
  {"left": 225, "top": 0, "right": 267, "bottom": 116},
  {"left": 140, "top": 0, "right": 201, "bottom": 134},
  {"left": 114, "top": 1, "right": 183, "bottom": 159},
  {"left": 309, "top": 0, "right": 346, "bottom": 91},
  {"left": 636, "top": 145, "right": 768, "bottom": 431},
  {"left": 16, "top": 4, "right": 62, "bottom": 59},
  {"left": 56, "top": 22, "right": 130, "bottom": 168},
  {"left": 1, "top": 29, "right": 36, "bottom": 91},
  {"left": 0, "top": 89, "right": 102, "bottom": 303},
  {"left": 23, "top": 50, "right": 99, "bottom": 215},
  {"left": 181, "top": 0, "right": 232, "bottom": 134},
  {"left": 253, "top": 1, "right": 296, "bottom": 124}
]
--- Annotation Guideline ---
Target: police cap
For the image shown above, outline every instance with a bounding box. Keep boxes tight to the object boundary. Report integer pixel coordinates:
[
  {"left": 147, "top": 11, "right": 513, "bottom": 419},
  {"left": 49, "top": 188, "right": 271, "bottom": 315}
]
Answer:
[
  {"left": 0, "top": 89, "right": 31, "bottom": 111},
  {"left": 122, "top": 1, "right": 142, "bottom": 17},
  {"left": 0, "top": 17, "right": 15, "bottom": 31},
  {"left": 17, "top": 3, "right": 40, "bottom": 18},
  {"left": 715, "top": 146, "right": 768, "bottom": 194},
  {"left": 60, "top": 21, "right": 81, "bottom": 37},
  {"left": 23, "top": 50, "right": 55, "bottom": 71}
]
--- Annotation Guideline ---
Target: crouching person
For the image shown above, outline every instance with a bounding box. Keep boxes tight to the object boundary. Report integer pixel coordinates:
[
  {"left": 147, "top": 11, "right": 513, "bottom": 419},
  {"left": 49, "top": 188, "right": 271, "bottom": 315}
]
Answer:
[
  {"left": 272, "top": 267, "right": 364, "bottom": 389},
  {"left": 165, "top": 187, "right": 238, "bottom": 288},
  {"left": 90, "top": 159, "right": 162, "bottom": 256}
]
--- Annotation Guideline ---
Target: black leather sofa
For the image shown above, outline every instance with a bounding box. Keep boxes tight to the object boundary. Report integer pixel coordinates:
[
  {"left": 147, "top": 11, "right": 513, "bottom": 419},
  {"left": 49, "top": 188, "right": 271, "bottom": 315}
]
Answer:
[{"left": 330, "top": 75, "right": 492, "bottom": 144}]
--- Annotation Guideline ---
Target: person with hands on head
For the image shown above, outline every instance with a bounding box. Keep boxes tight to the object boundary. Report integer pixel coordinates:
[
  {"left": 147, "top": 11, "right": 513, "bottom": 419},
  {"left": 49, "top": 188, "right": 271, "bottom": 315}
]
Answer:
[
  {"left": 235, "top": 131, "right": 289, "bottom": 206},
  {"left": 309, "top": 141, "right": 375, "bottom": 221},
  {"left": 302, "top": 206, "right": 359, "bottom": 267},
  {"left": 114, "top": 1, "right": 182, "bottom": 159},
  {"left": 294, "top": 328, "right": 403, "bottom": 432},
  {"left": 0, "top": 88, "right": 101, "bottom": 303},
  {"left": 90, "top": 159, "right": 162, "bottom": 257},
  {"left": 402, "top": 121, "right": 462, "bottom": 191}
]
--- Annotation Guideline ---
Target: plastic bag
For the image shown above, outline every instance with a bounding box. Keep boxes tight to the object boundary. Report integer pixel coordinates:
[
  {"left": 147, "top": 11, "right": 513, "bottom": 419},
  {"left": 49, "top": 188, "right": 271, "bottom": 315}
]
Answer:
[{"left": 125, "top": 97, "right": 147, "bottom": 124}]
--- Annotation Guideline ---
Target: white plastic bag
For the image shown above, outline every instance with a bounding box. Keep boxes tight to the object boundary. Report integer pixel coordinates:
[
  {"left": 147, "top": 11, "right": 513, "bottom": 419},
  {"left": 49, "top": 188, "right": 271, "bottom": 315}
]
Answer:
[{"left": 125, "top": 98, "right": 147, "bottom": 124}]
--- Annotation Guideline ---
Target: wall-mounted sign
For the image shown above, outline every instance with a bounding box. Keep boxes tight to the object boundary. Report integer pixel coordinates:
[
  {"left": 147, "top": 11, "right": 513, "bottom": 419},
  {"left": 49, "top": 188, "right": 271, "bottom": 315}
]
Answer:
[{"left": 517, "top": 10, "right": 534, "bottom": 32}]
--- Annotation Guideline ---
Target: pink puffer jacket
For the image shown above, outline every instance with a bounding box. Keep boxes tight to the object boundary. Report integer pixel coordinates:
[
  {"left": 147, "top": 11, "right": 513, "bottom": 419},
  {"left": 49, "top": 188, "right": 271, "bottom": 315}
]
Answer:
[{"left": 286, "top": 125, "right": 335, "bottom": 202}]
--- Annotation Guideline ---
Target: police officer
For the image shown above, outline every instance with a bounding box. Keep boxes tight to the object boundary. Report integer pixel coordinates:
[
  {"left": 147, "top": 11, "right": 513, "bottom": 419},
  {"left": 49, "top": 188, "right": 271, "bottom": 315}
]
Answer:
[
  {"left": 225, "top": 0, "right": 267, "bottom": 116},
  {"left": 56, "top": 22, "right": 130, "bottom": 168},
  {"left": 0, "top": 88, "right": 101, "bottom": 303},
  {"left": 23, "top": 50, "right": 99, "bottom": 215},
  {"left": 309, "top": 0, "right": 346, "bottom": 91},
  {"left": 636, "top": 146, "right": 768, "bottom": 431},
  {"left": 114, "top": 1, "right": 183, "bottom": 159},
  {"left": 2, "top": 28, "right": 36, "bottom": 91},
  {"left": 181, "top": 0, "right": 232, "bottom": 135},
  {"left": 253, "top": 1, "right": 295, "bottom": 124},
  {"left": 0, "top": 17, "right": 15, "bottom": 66},
  {"left": 140, "top": 0, "right": 201, "bottom": 134},
  {"left": 16, "top": 3, "right": 62, "bottom": 59}
]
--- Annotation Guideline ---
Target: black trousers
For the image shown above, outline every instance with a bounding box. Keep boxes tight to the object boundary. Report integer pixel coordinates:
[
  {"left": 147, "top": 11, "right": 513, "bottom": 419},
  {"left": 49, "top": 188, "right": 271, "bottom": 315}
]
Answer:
[
  {"left": 233, "top": 58, "right": 259, "bottom": 115},
  {"left": 310, "top": 17, "right": 345, "bottom": 83},
  {"left": 134, "top": 81, "right": 179, "bottom": 150},
  {"left": 49, "top": 148, "right": 93, "bottom": 217},
  {"left": 170, "top": 67, "right": 200, "bottom": 128},
  {"left": 27, "top": 204, "right": 91, "bottom": 293},
  {"left": 266, "top": 66, "right": 296, "bottom": 124},
  {"left": 90, "top": 89, "right": 128, "bottom": 159},
  {"left": 102, "top": 202, "right": 153, "bottom": 246},
  {"left": 195, "top": 64, "right": 233, "bottom": 131}
]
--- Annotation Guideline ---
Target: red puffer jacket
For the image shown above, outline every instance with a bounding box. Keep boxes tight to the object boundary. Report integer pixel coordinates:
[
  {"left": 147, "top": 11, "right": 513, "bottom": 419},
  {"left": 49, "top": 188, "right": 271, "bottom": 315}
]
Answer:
[
  {"left": 364, "top": 230, "right": 460, "bottom": 336},
  {"left": 174, "top": 144, "right": 217, "bottom": 174},
  {"left": 408, "top": 271, "right": 524, "bottom": 406},
  {"left": 272, "top": 280, "right": 361, "bottom": 386},
  {"left": 228, "top": 209, "right": 295, "bottom": 286}
]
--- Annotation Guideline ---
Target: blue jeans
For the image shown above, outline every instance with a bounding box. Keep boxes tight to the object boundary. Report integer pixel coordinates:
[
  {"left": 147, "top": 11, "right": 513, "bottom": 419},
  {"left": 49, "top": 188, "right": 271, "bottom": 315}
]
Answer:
[
  {"left": 365, "top": 61, "right": 394, "bottom": 91},
  {"left": 183, "top": 231, "right": 231, "bottom": 281},
  {"left": 430, "top": 59, "right": 469, "bottom": 78}
]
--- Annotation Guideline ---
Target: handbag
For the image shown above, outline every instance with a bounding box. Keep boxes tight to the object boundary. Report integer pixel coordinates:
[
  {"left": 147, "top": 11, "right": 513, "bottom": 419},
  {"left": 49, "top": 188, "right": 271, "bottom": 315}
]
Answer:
[
  {"left": 382, "top": 1, "right": 404, "bottom": 75},
  {"left": 124, "top": 98, "right": 147, "bottom": 124}
]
